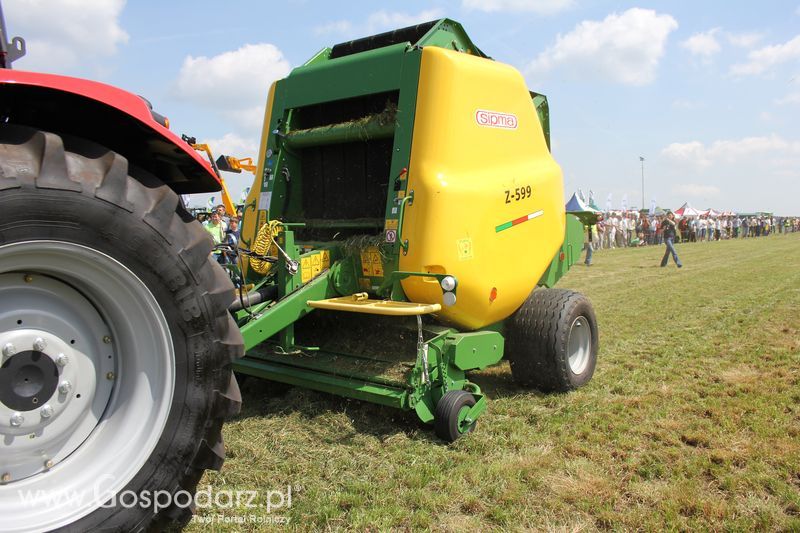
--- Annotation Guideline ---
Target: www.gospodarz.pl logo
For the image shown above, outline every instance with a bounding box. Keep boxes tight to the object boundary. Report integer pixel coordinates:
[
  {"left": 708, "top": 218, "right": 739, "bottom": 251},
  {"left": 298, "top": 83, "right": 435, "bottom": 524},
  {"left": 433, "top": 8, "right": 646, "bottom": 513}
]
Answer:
[{"left": 16, "top": 476, "right": 297, "bottom": 516}]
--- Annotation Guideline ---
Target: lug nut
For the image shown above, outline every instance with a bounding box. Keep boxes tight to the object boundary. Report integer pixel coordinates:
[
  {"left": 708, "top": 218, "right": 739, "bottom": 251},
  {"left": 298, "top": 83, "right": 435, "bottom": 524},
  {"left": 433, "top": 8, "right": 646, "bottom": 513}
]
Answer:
[
  {"left": 44, "top": 459, "right": 54, "bottom": 469},
  {"left": 106, "top": 372, "right": 115, "bottom": 380},
  {"left": 2, "top": 343, "right": 16, "bottom": 357},
  {"left": 40, "top": 405, "right": 53, "bottom": 419},
  {"left": 33, "top": 337, "right": 47, "bottom": 352},
  {"left": 10, "top": 412, "right": 24, "bottom": 427},
  {"left": 1, "top": 473, "right": 10, "bottom": 483},
  {"left": 23, "top": 274, "right": 33, "bottom": 283},
  {"left": 55, "top": 353, "right": 69, "bottom": 367},
  {"left": 102, "top": 336, "right": 112, "bottom": 344},
  {"left": 58, "top": 381, "right": 72, "bottom": 395}
]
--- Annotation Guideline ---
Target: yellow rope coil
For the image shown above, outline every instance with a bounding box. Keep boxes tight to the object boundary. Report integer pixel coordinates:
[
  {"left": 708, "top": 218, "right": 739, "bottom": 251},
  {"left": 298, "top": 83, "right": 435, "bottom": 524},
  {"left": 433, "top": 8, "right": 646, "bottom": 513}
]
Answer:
[{"left": 249, "top": 220, "right": 282, "bottom": 275}]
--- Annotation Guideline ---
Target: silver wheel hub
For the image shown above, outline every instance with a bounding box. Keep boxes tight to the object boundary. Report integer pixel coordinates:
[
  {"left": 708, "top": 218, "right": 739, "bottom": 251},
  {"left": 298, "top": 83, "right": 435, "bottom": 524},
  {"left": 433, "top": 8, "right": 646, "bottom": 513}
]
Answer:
[
  {"left": 567, "top": 316, "right": 592, "bottom": 375},
  {"left": 0, "top": 241, "right": 175, "bottom": 532},
  {"left": 0, "top": 305, "right": 115, "bottom": 480}
]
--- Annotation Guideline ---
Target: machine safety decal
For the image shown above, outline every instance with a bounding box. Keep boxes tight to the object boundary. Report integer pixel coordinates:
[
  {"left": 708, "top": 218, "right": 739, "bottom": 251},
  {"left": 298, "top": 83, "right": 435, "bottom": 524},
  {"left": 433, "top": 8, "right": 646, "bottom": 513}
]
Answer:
[
  {"left": 258, "top": 191, "right": 272, "bottom": 211},
  {"left": 475, "top": 109, "right": 518, "bottom": 129},
  {"left": 360, "top": 247, "right": 384, "bottom": 277},
  {"left": 299, "top": 251, "right": 330, "bottom": 283},
  {"left": 457, "top": 238, "right": 474, "bottom": 260},
  {"left": 495, "top": 210, "right": 544, "bottom": 233}
]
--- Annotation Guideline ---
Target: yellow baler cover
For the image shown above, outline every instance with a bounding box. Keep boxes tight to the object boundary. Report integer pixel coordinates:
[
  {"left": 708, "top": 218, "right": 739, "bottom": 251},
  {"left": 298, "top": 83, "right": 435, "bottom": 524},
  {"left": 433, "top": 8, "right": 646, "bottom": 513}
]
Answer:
[{"left": 400, "top": 46, "right": 565, "bottom": 330}]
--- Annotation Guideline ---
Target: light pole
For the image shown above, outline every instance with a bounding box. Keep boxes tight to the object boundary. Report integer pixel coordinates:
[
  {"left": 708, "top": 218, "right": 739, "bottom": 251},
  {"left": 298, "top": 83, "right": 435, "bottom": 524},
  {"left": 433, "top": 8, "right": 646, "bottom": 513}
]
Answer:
[{"left": 639, "top": 156, "right": 645, "bottom": 211}]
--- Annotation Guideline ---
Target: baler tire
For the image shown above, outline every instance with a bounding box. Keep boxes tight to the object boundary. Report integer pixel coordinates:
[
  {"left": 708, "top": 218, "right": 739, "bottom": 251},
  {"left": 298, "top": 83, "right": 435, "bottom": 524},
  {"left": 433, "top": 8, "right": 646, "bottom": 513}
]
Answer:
[
  {"left": 507, "top": 288, "right": 598, "bottom": 392},
  {"left": 434, "top": 390, "right": 476, "bottom": 442},
  {"left": 0, "top": 125, "right": 244, "bottom": 532}
]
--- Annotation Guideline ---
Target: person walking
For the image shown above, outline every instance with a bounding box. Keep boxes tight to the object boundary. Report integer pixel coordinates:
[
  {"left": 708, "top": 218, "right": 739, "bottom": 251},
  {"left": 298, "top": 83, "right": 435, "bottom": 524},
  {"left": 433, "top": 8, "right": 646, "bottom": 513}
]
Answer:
[
  {"left": 660, "top": 212, "right": 682, "bottom": 268},
  {"left": 583, "top": 220, "right": 594, "bottom": 266}
]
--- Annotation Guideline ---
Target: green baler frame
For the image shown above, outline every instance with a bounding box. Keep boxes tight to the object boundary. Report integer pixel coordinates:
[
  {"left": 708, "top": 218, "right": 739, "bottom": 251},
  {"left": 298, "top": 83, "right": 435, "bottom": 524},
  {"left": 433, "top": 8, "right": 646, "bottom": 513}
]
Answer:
[{"left": 232, "top": 19, "right": 581, "bottom": 435}]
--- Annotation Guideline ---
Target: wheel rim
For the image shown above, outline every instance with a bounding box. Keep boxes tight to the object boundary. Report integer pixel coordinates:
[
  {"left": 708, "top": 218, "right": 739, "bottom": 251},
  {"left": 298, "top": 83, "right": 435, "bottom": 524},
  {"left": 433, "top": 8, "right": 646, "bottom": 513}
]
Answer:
[
  {"left": 456, "top": 404, "right": 475, "bottom": 434},
  {"left": 567, "top": 316, "right": 592, "bottom": 375},
  {"left": 0, "top": 241, "right": 175, "bottom": 532}
]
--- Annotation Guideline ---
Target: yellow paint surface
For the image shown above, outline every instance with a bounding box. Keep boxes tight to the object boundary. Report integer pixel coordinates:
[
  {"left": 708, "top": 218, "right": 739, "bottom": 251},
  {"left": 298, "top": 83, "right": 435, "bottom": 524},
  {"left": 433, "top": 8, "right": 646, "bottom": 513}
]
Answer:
[{"left": 400, "top": 47, "right": 565, "bottom": 329}]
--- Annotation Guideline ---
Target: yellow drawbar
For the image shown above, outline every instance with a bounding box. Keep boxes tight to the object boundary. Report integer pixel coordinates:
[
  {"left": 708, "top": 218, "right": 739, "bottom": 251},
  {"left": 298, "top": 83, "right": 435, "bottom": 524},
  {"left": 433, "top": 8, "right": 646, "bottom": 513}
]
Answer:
[{"left": 399, "top": 47, "right": 565, "bottom": 330}]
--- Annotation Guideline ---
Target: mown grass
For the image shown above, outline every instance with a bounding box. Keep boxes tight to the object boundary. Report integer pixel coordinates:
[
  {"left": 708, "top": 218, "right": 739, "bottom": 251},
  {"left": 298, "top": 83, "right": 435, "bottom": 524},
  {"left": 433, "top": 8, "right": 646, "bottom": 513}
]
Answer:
[{"left": 190, "top": 233, "right": 800, "bottom": 531}]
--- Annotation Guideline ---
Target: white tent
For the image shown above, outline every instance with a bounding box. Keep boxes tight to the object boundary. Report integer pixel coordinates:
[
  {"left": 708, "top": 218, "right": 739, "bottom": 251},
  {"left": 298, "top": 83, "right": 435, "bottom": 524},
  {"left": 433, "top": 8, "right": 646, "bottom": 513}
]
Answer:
[{"left": 674, "top": 202, "right": 701, "bottom": 217}]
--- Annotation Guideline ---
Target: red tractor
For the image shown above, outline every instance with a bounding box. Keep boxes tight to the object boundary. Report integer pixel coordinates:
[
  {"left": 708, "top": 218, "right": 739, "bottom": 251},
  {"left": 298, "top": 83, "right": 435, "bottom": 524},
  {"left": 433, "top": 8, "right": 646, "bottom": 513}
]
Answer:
[{"left": 0, "top": 5, "right": 243, "bottom": 531}]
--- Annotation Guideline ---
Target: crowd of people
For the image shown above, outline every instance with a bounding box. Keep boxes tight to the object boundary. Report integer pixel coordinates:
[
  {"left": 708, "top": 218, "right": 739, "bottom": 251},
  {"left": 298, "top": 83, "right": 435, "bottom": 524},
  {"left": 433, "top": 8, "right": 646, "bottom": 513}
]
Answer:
[
  {"left": 583, "top": 210, "right": 798, "bottom": 269},
  {"left": 588, "top": 212, "right": 799, "bottom": 251},
  {"left": 197, "top": 204, "right": 241, "bottom": 264}
]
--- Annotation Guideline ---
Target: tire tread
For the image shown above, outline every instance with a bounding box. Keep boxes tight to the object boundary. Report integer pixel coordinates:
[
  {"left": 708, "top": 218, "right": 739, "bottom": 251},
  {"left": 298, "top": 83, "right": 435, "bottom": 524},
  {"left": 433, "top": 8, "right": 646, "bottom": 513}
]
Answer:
[{"left": 0, "top": 124, "right": 244, "bottom": 531}]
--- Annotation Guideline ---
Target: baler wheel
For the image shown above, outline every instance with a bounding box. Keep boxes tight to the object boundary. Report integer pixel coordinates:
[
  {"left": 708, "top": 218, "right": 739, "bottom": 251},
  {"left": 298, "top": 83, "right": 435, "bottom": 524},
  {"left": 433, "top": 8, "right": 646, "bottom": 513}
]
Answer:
[
  {"left": 434, "top": 390, "right": 477, "bottom": 442},
  {"left": 0, "top": 125, "right": 244, "bottom": 531},
  {"left": 507, "top": 288, "right": 598, "bottom": 392}
]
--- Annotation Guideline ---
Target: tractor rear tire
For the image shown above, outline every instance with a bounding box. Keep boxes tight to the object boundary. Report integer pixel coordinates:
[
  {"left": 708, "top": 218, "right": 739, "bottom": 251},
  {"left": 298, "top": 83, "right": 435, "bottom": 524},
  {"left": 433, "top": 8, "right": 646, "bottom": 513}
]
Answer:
[
  {"left": 506, "top": 288, "right": 598, "bottom": 392},
  {"left": 0, "top": 126, "right": 244, "bottom": 531}
]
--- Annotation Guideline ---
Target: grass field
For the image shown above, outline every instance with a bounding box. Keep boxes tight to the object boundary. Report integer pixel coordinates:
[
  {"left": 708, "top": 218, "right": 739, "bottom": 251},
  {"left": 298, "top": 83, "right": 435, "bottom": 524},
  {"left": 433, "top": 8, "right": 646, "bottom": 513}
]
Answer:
[{"left": 190, "top": 233, "right": 800, "bottom": 531}]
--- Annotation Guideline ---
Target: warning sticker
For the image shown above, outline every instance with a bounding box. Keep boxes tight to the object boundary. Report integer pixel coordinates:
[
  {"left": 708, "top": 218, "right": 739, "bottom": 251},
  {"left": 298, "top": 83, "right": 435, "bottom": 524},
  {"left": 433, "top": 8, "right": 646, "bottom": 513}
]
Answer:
[
  {"left": 360, "top": 247, "right": 384, "bottom": 277},
  {"left": 457, "top": 238, "right": 474, "bottom": 261},
  {"left": 384, "top": 219, "right": 399, "bottom": 230},
  {"left": 311, "top": 254, "right": 321, "bottom": 277},
  {"left": 385, "top": 229, "right": 397, "bottom": 243},
  {"left": 258, "top": 191, "right": 272, "bottom": 211},
  {"left": 300, "top": 251, "right": 330, "bottom": 283},
  {"left": 301, "top": 256, "right": 313, "bottom": 283}
]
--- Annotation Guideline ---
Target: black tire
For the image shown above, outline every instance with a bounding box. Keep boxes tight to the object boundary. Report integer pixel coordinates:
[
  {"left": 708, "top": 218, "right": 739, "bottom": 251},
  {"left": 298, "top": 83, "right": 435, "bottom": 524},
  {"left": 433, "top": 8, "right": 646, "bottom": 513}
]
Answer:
[
  {"left": 0, "top": 125, "right": 244, "bottom": 530},
  {"left": 507, "top": 288, "right": 598, "bottom": 392},
  {"left": 434, "top": 390, "right": 476, "bottom": 442}
]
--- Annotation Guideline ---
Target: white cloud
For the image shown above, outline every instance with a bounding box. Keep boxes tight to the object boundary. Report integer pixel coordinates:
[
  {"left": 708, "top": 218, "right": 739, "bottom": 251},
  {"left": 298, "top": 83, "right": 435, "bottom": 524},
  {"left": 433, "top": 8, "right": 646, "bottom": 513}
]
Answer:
[
  {"left": 775, "top": 92, "right": 800, "bottom": 105},
  {"left": 314, "top": 20, "right": 353, "bottom": 36},
  {"left": 681, "top": 28, "right": 721, "bottom": 58},
  {"left": 730, "top": 35, "right": 800, "bottom": 76},
  {"left": 365, "top": 9, "right": 444, "bottom": 33},
  {"left": 726, "top": 31, "right": 763, "bottom": 48},
  {"left": 5, "top": 0, "right": 128, "bottom": 73},
  {"left": 315, "top": 9, "right": 444, "bottom": 38},
  {"left": 662, "top": 141, "right": 711, "bottom": 166},
  {"left": 188, "top": 133, "right": 260, "bottom": 208},
  {"left": 527, "top": 8, "right": 678, "bottom": 86},
  {"left": 662, "top": 135, "right": 800, "bottom": 167},
  {"left": 462, "top": 0, "right": 574, "bottom": 15},
  {"left": 174, "top": 44, "right": 290, "bottom": 133},
  {"left": 202, "top": 133, "right": 259, "bottom": 161},
  {"left": 672, "top": 184, "right": 720, "bottom": 197},
  {"left": 662, "top": 136, "right": 800, "bottom": 212}
]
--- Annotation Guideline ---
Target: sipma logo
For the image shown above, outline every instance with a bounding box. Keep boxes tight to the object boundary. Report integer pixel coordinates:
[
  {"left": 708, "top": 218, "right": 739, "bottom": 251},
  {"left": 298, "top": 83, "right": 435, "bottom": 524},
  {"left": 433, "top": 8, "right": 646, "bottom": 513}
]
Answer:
[{"left": 475, "top": 109, "right": 518, "bottom": 129}]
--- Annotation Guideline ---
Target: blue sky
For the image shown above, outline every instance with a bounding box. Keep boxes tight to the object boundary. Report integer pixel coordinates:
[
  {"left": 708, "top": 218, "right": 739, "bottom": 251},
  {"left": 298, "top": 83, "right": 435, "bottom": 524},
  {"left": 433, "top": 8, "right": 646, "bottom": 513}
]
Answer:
[{"left": 5, "top": 1, "right": 800, "bottom": 214}]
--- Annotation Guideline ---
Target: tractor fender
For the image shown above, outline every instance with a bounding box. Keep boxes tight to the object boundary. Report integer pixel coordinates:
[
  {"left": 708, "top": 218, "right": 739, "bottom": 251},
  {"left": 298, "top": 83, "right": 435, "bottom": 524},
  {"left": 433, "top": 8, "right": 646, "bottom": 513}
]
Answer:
[{"left": 0, "top": 69, "right": 220, "bottom": 194}]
